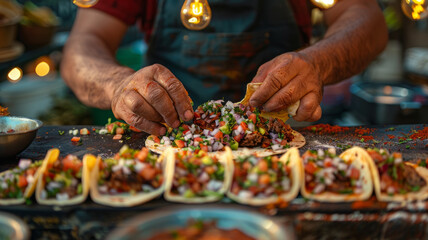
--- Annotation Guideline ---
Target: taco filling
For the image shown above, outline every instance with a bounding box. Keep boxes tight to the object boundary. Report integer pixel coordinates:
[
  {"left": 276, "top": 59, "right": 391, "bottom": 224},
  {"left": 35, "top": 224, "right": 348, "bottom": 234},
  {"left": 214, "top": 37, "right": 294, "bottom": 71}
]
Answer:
[
  {"left": 366, "top": 148, "right": 426, "bottom": 195},
  {"left": 148, "top": 100, "right": 295, "bottom": 152},
  {"left": 97, "top": 146, "right": 163, "bottom": 195},
  {"left": 171, "top": 150, "right": 225, "bottom": 198},
  {"left": 0, "top": 159, "right": 42, "bottom": 199},
  {"left": 40, "top": 155, "right": 83, "bottom": 201},
  {"left": 230, "top": 155, "right": 292, "bottom": 199},
  {"left": 303, "top": 149, "right": 363, "bottom": 195}
]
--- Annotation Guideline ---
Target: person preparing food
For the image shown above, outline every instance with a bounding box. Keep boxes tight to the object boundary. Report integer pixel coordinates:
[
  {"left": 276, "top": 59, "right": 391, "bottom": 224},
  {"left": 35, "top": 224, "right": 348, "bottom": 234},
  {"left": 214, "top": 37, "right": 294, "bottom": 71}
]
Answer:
[{"left": 61, "top": 0, "right": 388, "bottom": 135}]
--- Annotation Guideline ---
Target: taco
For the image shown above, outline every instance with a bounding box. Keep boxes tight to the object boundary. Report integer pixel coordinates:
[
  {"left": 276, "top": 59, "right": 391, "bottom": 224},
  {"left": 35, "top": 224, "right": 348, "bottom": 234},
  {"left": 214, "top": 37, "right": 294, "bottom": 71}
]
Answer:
[
  {"left": 300, "top": 147, "right": 373, "bottom": 202},
  {"left": 163, "top": 147, "right": 233, "bottom": 203},
  {"left": 358, "top": 148, "right": 428, "bottom": 202},
  {"left": 0, "top": 156, "right": 47, "bottom": 205},
  {"left": 226, "top": 147, "right": 301, "bottom": 206},
  {"left": 146, "top": 99, "right": 305, "bottom": 157},
  {"left": 36, "top": 150, "right": 93, "bottom": 206},
  {"left": 90, "top": 145, "right": 165, "bottom": 207}
]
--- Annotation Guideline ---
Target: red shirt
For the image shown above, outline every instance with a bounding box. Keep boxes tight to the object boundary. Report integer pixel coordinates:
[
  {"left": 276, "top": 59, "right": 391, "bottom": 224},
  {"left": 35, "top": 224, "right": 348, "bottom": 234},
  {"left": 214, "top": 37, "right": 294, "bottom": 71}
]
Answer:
[{"left": 92, "top": 0, "right": 311, "bottom": 43}]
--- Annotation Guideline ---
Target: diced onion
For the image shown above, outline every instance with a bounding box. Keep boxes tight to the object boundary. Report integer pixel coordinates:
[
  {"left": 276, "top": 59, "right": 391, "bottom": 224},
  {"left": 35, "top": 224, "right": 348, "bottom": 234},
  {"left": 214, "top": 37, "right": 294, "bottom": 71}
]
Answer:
[
  {"left": 313, "top": 184, "right": 325, "bottom": 194},
  {"left": 56, "top": 193, "right": 70, "bottom": 201},
  {"left": 18, "top": 159, "right": 32, "bottom": 169},
  {"left": 271, "top": 144, "right": 283, "bottom": 151}
]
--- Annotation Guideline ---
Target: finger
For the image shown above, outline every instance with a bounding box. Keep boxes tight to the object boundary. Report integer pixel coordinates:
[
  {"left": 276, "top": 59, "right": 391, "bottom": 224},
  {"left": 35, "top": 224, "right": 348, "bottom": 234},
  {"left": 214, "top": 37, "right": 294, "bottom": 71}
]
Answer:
[
  {"left": 262, "top": 76, "right": 307, "bottom": 112},
  {"left": 249, "top": 63, "right": 297, "bottom": 108},
  {"left": 123, "top": 89, "right": 163, "bottom": 122},
  {"left": 293, "top": 92, "right": 321, "bottom": 122},
  {"left": 150, "top": 64, "right": 194, "bottom": 121},
  {"left": 131, "top": 74, "right": 180, "bottom": 128},
  {"left": 308, "top": 105, "right": 322, "bottom": 122},
  {"left": 251, "top": 61, "right": 272, "bottom": 83},
  {"left": 114, "top": 105, "right": 166, "bottom": 136}
]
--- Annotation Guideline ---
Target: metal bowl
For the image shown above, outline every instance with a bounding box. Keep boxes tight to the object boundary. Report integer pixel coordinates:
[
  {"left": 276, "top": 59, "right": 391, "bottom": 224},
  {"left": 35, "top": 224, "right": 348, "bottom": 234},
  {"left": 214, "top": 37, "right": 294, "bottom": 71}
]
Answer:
[
  {"left": 0, "top": 211, "right": 30, "bottom": 240},
  {"left": 0, "top": 116, "right": 43, "bottom": 159},
  {"left": 106, "top": 206, "right": 295, "bottom": 240}
]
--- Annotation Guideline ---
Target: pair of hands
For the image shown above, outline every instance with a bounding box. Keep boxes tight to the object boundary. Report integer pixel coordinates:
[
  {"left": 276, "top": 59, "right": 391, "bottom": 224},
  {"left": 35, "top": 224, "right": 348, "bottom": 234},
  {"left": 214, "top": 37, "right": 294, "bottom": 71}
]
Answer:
[{"left": 111, "top": 52, "right": 323, "bottom": 135}]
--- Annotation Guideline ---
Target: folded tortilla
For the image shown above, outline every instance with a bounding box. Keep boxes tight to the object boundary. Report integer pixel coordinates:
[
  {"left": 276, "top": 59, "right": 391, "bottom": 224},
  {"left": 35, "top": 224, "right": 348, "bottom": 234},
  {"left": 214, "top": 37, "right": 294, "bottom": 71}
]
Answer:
[
  {"left": 36, "top": 150, "right": 93, "bottom": 206},
  {"left": 226, "top": 147, "right": 301, "bottom": 206},
  {"left": 164, "top": 147, "right": 233, "bottom": 203},
  {"left": 0, "top": 150, "right": 56, "bottom": 205},
  {"left": 355, "top": 148, "right": 428, "bottom": 202},
  {"left": 300, "top": 147, "right": 373, "bottom": 202},
  {"left": 90, "top": 151, "right": 166, "bottom": 207}
]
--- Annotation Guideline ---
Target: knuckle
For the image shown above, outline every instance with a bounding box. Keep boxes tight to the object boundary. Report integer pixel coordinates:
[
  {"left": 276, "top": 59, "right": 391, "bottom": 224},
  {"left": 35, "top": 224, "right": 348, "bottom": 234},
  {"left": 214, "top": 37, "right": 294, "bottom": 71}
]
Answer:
[
  {"left": 166, "top": 80, "right": 184, "bottom": 96},
  {"left": 267, "top": 72, "right": 283, "bottom": 90},
  {"left": 124, "top": 94, "right": 142, "bottom": 113},
  {"left": 277, "top": 90, "right": 293, "bottom": 106},
  {"left": 147, "top": 87, "right": 165, "bottom": 103},
  {"left": 150, "top": 63, "right": 163, "bottom": 72}
]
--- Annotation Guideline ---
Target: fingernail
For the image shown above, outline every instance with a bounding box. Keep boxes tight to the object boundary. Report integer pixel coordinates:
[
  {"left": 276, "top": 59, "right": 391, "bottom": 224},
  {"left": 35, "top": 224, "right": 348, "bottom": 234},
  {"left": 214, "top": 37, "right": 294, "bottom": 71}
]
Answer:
[
  {"left": 184, "top": 110, "right": 193, "bottom": 121},
  {"left": 172, "top": 120, "right": 180, "bottom": 128},
  {"left": 250, "top": 99, "right": 258, "bottom": 107},
  {"left": 159, "top": 127, "right": 166, "bottom": 136}
]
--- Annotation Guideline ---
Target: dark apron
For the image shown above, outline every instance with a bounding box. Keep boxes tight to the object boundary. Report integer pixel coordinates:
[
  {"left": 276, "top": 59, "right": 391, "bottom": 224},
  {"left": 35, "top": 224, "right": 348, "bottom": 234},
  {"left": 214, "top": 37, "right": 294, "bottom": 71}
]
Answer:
[{"left": 146, "top": 0, "right": 303, "bottom": 107}]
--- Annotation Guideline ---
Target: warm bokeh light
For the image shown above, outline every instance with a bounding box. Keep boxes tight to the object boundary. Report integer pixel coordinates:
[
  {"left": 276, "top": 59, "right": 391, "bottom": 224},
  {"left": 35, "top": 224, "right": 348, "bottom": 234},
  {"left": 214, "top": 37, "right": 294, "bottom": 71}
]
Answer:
[
  {"left": 73, "top": 0, "right": 99, "bottom": 8},
  {"left": 35, "top": 62, "right": 50, "bottom": 77},
  {"left": 402, "top": 0, "right": 428, "bottom": 20},
  {"left": 311, "top": 0, "right": 337, "bottom": 9},
  {"left": 181, "top": 0, "right": 211, "bottom": 30},
  {"left": 7, "top": 67, "right": 23, "bottom": 83}
]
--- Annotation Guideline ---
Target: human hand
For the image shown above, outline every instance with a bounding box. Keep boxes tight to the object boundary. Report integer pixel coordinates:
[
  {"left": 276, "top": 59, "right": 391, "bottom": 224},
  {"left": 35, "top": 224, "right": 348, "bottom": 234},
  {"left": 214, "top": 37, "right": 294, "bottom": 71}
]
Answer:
[
  {"left": 249, "top": 52, "right": 323, "bottom": 122},
  {"left": 111, "top": 64, "right": 194, "bottom": 135}
]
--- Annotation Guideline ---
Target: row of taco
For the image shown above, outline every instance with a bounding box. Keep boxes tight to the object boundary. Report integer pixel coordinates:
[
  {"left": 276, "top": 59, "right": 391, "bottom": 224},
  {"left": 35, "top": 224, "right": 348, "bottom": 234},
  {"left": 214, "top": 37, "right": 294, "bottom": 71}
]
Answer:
[{"left": 1, "top": 146, "right": 427, "bottom": 207}]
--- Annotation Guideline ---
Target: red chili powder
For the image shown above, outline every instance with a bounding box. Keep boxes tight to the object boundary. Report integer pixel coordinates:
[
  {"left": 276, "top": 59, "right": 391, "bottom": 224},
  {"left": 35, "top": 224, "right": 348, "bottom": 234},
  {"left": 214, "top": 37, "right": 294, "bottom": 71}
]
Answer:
[
  {"left": 387, "top": 135, "right": 395, "bottom": 139},
  {"left": 355, "top": 127, "right": 374, "bottom": 136},
  {"left": 409, "top": 127, "right": 428, "bottom": 140},
  {"left": 360, "top": 135, "right": 374, "bottom": 141},
  {"left": 302, "top": 124, "right": 350, "bottom": 134}
]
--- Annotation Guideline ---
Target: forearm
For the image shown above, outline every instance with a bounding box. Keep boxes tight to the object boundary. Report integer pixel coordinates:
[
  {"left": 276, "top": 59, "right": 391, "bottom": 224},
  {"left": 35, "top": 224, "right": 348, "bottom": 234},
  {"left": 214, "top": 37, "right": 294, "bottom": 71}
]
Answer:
[
  {"left": 299, "top": 0, "right": 388, "bottom": 85},
  {"left": 61, "top": 34, "right": 134, "bottom": 109}
]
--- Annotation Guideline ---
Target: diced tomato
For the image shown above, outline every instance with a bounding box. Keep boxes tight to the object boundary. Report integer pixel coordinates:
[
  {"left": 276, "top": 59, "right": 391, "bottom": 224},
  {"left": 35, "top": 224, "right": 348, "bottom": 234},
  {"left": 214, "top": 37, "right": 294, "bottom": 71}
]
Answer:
[
  {"left": 191, "top": 182, "right": 202, "bottom": 193},
  {"left": 80, "top": 128, "right": 90, "bottom": 135},
  {"left": 151, "top": 136, "right": 160, "bottom": 143},
  {"left": 63, "top": 155, "right": 82, "bottom": 173},
  {"left": 194, "top": 137, "right": 203, "bottom": 142},
  {"left": 199, "top": 144, "right": 209, "bottom": 152},
  {"left": 258, "top": 160, "right": 268, "bottom": 172},
  {"left": 350, "top": 168, "right": 360, "bottom": 180},
  {"left": 258, "top": 174, "right": 270, "bottom": 185},
  {"left": 324, "top": 159, "right": 333, "bottom": 168},
  {"left": 136, "top": 148, "right": 149, "bottom": 161},
  {"left": 205, "top": 166, "right": 215, "bottom": 174},
  {"left": 280, "top": 140, "right": 288, "bottom": 146},
  {"left": 106, "top": 124, "right": 114, "bottom": 133},
  {"left": 194, "top": 112, "right": 201, "bottom": 118},
  {"left": 26, "top": 168, "right": 36, "bottom": 176},
  {"left": 242, "top": 161, "right": 252, "bottom": 170},
  {"left": 261, "top": 138, "right": 271, "bottom": 148},
  {"left": 129, "top": 126, "right": 142, "bottom": 132},
  {"left": 367, "top": 150, "right": 384, "bottom": 163},
  {"left": 233, "top": 134, "right": 243, "bottom": 142},
  {"left": 248, "top": 186, "right": 259, "bottom": 194},
  {"left": 232, "top": 125, "right": 239, "bottom": 130},
  {"left": 139, "top": 166, "right": 157, "bottom": 180},
  {"left": 121, "top": 152, "right": 132, "bottom": 159},
  {"left": 219, "top": 121, "right": 226, "bottom": 127},
  {"left": 182, "top": 124, "right": 190, "bottom": 131},
  {"left": 71, "top": 137, "right": 81, "bottom": 142},
  {"left": 17, "top": 175, "right": 28, "bottom": 188},
  {"left": 183, "top": 130, "right": 190, "bottom": 135},
  {"left": 214, "top": 131, "right": 223, "bottom": 140},
  {"left": 240, "top": 122, "right": 248, "bottom": 131},
  {"left": 113, "top": 134, "right": 122, "bottom": 140},
  {"left": 115, "top": 127, "right": 125, "bottom": 135},
  {"left": 175, "top": 140, "right": 185, "bottom": 148},
  {"left": 305, "top": 162, "right": 318, "bottom": 174},
  {"left": 249, "top": 113, "right": 257, "bottom": 124}
]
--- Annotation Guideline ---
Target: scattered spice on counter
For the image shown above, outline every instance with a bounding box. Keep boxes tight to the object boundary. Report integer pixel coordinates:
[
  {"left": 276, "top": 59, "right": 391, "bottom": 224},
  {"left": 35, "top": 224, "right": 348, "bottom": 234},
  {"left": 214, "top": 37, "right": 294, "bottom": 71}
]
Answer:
[
  {"left": 387, "top": 135, "right": 395, "bottom": 139},
  {"left": 355, "top": 127, "right": 374, "bottom": 136},
  {"left": 360, "top": 135, "right": 374, "bottom": 142},
  {"left": 302, "top": 124, "right": 350, "bottom": 134},
  {"left": 409, "top": 127, "right": 428, "bottom": 141}
]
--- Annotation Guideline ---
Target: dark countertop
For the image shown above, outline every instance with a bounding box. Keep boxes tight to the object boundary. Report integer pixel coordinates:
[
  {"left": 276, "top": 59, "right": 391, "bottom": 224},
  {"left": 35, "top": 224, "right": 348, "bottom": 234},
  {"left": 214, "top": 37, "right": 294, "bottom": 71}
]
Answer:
[{"left": 1, "top": 124, "right": 428, "bottom": 240}]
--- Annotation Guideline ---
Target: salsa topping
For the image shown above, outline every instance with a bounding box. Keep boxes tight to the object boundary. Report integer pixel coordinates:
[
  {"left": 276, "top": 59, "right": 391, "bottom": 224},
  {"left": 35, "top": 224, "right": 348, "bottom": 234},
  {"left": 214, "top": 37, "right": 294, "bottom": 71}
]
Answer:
[
  {"left": 0, "top": 159, "right": 41, "bottom": 199},
  {"left": 97, "top": 146, "right": 163, "bottom": 195},
  {"left": 303, "top": 149, "right": 363, "bottom": 195},
  {"left": 40, "top": 155, "right": 83, "bottom": 201},
  {"left": 171, "top": 150, "right": 225, "bottom": 198},
  {"left": 152, "top": 100, "right": 295, "bottom": 152},
  {"left": 367, "top": 148, "right": 426, "bottom": 195},
  {"left": 230, "top": 155, "right": 291, "bottom": 199}
]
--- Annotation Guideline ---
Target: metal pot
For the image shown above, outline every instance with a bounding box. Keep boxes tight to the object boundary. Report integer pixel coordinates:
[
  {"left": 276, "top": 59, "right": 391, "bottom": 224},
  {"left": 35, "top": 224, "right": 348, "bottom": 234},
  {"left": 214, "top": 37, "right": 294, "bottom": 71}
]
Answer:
[{"left": 350, "top": 82, "right": 427, "bottom": 124}]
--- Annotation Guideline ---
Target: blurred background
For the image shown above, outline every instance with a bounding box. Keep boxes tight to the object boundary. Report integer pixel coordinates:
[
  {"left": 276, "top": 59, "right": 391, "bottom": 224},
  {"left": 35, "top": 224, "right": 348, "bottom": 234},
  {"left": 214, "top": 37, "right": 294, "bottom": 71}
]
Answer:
[{"left": 0, "top": 0, "right": 427, "bottom": 127}]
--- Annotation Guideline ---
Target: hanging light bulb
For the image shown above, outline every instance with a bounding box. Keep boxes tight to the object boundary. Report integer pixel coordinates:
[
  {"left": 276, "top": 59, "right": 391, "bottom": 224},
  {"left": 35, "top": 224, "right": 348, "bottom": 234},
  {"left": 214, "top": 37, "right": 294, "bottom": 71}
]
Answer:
[
  {"left": 181, "top": 0, "right": 212, "bottom": 30},
  {"left": 401, "top": 0, "right": 428, "bottom": 20},
  {"left": 73, "top": 0, "right": 99, "bottom": 8},
  {"left": 311, "top": 0, "right": 338, "bottom": 9}
]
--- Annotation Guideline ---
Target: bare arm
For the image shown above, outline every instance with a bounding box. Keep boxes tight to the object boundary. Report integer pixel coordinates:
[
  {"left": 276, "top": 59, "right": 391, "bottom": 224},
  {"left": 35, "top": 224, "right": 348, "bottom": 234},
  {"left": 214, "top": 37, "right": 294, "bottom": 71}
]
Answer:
[
  {"left": 250, "top": 0, "right": 388, "bottom": 121},
  {"left": 61, "top": 9, "right": 193, "bottom": 135}
]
